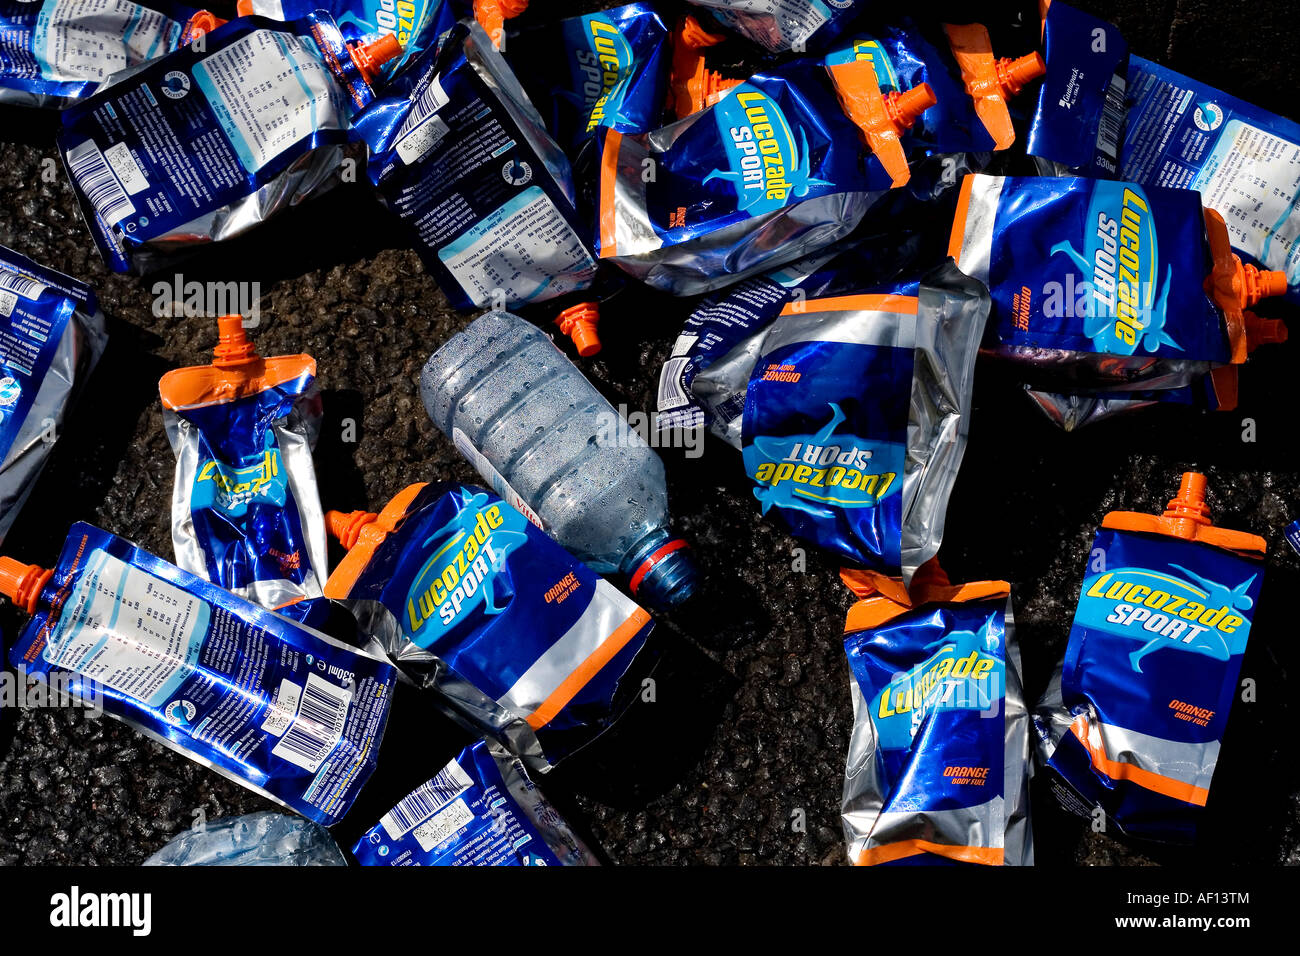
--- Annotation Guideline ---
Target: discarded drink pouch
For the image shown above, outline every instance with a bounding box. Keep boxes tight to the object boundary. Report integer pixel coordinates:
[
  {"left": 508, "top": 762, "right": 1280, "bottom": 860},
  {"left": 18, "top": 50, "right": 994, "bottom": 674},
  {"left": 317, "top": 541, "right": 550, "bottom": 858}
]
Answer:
[
  {"left": 687, "top": 0, "right": 866, "bottom": 54},
  {"left": 1121, "top": 55, "right": 1300, "bottom": 301},
  {"left": 58, "top": 11, "right": 395, "bottom": 274},
  {"left": 0, "top": 245, "right": 107, "bottom": 544},
  {"left": 840, "top": 564, "right": 1032, "bottom": 865},
  {"left": 825, "top": 19, "right": 1045, "bottom": 153},
  {"left": 1026, "top": 1, "right": 1128, "bottom": 177},
  {"left": 4, "top": 522, "right": 396, "bottom": 825},
  {"left": 323, "top": 482, "right": 654, "bottom": 770},
  {"left": 0, "top": 0, "right": 194, "bottom": 109},
  {"left": 947, "top": 174, "right": 1260, "bottom": 392},
  {"left": 656, "top": 231, "right": 936, "bottom": 438},
  {"left": 507, "top": 3, "right": 671, "bottom": 154},
  {"left": 355, "top": 21, "right": 597, "bottom": 310},
  {"left": 656, "top": 249, "right": 842, "bottom": 438},
  {"left": 594, "top": 58, "right": 936, "bottom": 295},
  {"left": 691, "top": 261, "right": 987, "bottom": 585},
  {"left": 354, "top": 738, "right": 599, "bottom": 865},
  {"left": 241, "top": 0, "right": 455, "bottom": 77},
  {"left": 1034, "top": 473, "right": 1265, "bottom": 842},
  {"left": 144, "top": 811, "right": 347, "bottom": 866},
  {"left": 159, "top": 316, "right": 328, "bottom": 609}
]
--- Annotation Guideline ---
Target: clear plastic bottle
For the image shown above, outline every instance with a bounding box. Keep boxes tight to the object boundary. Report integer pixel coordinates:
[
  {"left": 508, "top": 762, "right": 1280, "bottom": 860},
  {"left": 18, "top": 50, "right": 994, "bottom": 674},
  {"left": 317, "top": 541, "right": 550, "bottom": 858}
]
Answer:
[{"left": 421, "top": 311, "right": 697, "bottom": 609}]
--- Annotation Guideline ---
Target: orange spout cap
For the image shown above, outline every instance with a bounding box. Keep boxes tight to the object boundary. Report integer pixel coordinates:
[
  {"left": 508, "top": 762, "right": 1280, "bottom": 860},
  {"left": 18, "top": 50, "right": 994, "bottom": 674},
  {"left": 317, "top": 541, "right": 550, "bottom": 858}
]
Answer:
[
  {"left": 996, "top": 52, "right": 1046, "bottom": 98},
  {"left": 326, "top": 509, "right": 378, "bottom": 550},
  {"left": 236, "top": 0, "right": 255, "bottom": 16},
  {"left": 0, "top": 557, "right": 53, "bottom": 615},
  {"left": 670, "top": 16, "right": 736, "bottom": 117},
  {"left": 681, "top": 14, "right": 727, "bottom": 49},
  {"left": 1242, "top": 263, "right": 1288, "bottom": 307},
  {"left": 557, "top": 302, "right": 602, "bottom": 357},
  {"left": 474, "top": 0, "right": 529, "bottom": 48},
  {"left": 351, "top": 33, "right": 402, "bottom": 86},
  {"left": 1163, "top": 472, "right": 1211, "bottom": 527},
  {"left": 884, "top": 82, "right": 937, "bottom": 134},
  {"left": 185, "top": 11, "right": 227, "bottom": 38},
  {"left": 1202, "top": 208, "right": 1286, "bottom": 363},
  {"left": 1245, "top": 312, "right": 1288, "bottom": 350},
  {"left": 1102, "top": 472, "right": 1266, "bottom": 554},
  {"left": 213, "top": 315, "right": 257, "bottom": 366}
]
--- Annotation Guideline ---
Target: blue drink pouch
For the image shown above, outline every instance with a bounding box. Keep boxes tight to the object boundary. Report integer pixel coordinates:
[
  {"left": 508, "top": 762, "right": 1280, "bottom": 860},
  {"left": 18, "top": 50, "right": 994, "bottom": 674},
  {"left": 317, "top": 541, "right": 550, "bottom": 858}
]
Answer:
[
  {"left": 2, "top": 522, "right": 396, "bottom": 825},
  {"left": 947, "top": 174, "right": 1289, "bottom": 394},
  {"left": 238, "top": 0, "right": 455, "bottom": 78},
  {"left": 1035, "top": 473, "right": 1265, "bottom": 843},
  {"left": 687, "top": 0, "right": 867, "bottom": 54},
  {"left": 1026, "top": 0, "right": 1128, "bottom": 177},
  {"left": 159, "top": 316, "right": 328, "bottom": 610},
  {"left": 0, "top": 245, "right": 107, "bottom": 543},
  {"left": 655, "top": 224, "right": 939, "bottom": 440},
  {"left": 840, "top": 562, "right": 1032, "bottom": 866},
  {"left": 506, "top": 3, "right": 671, "bottom": 155},
  {"left": 0, "top": 0, "right": 194, "bottom": 109},
  {"left": 594, "top": 58, "right": 937, "bottom": 295},
  {"left": 691, "top": 262, "right": 987, "bottom": 596},
  {"left": 1030, "top": 1, "right": 1300, "bottom": 300},
  {"left": 1121, "top": 55, "right": 1300, "bottom": 301},
  {"left": 354, "top": 738, "right": 597, "bottom": 865},
  {"left": 825, "top": 19, "right": 1045, "bottom": 154},
  {"left": 58, "top": 11, "right": 400, "bottom": 274},
  {"left": 355, "top": 20, "right": 598, "bottom": 310},
  {"left": 322, "top": 482, "right": 654, "bottom": 770}
]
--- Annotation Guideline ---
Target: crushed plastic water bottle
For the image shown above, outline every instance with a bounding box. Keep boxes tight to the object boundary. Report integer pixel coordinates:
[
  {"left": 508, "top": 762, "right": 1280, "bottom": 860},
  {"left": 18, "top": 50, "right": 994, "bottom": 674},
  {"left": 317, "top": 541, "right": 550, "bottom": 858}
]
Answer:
[
  {"left": 421, "top": 311, "right": 697, "bottom": 609},
  {"left": 143, "top": 813, "right": 346, "bottom": 867}
]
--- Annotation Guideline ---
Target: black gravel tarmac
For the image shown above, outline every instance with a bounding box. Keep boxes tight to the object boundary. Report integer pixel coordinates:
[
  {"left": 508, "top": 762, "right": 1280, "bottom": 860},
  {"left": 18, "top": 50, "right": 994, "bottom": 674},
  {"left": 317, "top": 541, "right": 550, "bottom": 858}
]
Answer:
[{"left": 0, "top": 1, "right": 1297, "bottom": 866}]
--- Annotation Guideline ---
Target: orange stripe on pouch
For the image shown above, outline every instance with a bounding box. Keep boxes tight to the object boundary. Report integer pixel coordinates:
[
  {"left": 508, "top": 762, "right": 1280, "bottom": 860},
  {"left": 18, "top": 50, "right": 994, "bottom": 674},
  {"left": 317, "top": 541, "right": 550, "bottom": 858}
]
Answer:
[
  {"left": 525, "top": 607, "right": 652, "bottom": 730},
  {"left": 855, "top": 839, "right": 1004, "bottom": 867},
  {"left": 780, "top": 293, "right": 919, "bottom": 317},
  {"left": 947, "top": 174, "right": 976, "bottom": 263},
  {"left": 598, "top": 130, "right": 623, "bottom": 258},
  {"left": 1069, "top": 718, "right": 1210, "bottom": 807}
]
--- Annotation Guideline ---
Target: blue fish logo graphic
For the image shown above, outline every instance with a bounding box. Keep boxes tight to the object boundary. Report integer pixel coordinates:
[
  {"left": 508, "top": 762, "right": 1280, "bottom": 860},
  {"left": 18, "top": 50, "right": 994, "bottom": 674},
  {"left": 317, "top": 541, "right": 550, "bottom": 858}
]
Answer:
[
  {"left": 745, "top": 402, "right": 902, "bottom": 517},
  {"left": 403, "top": 491, "right": 528, "bottom": 647},
  {"left": 1075, "top": 565, "right": 1256, "bottom": 672},
  {"left": 706, "top": 86, "right": 832, "bottom": 216},
  {"left": 564, "top": 13, "right": 638, "bottom": 133},
  {"left": 871, "top": 633, "right": 1003, "bottom": 751},
  {"left": 1049, "top": 182, "right": 1177, "bottom": 354},
  {"left": 1124, "top": 565, "right": 1256, "bottom": 671}
]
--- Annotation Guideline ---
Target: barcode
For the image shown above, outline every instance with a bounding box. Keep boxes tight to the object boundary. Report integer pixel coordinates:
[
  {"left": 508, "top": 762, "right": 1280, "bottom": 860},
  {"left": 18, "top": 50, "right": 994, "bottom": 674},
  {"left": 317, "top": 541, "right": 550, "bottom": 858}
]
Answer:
[
  {"left": 380, "top": 758, "right": 475, "bottom": 839},
  {"left": 0, "top": 270, "right": 46, "bottom": 301},
  {"left": 66, "top": 139, "right": 136, "bottom": 226},
  {"left": 396, "top": 75, "right": 449, "bottom": 142},
  {"left": 1096, "top": 71, "right": 1127, "bottom": 159},
  {"left": 657, "top": 357, "right": 692, "bottom": 411},
  {"left": 270, "top": 673, "right": 352, "bottom": 773},
  {"left": 656, "top": 406, "right": 703, "bottom": 436}
]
